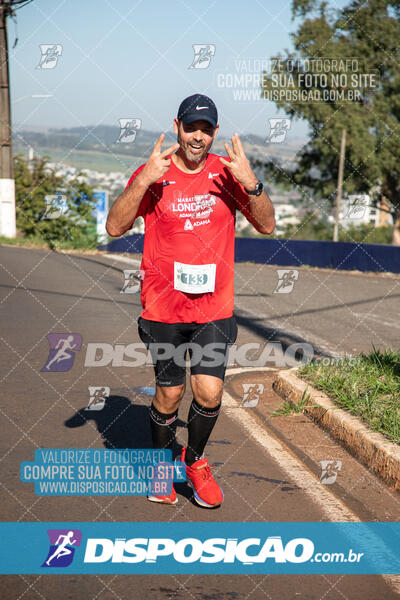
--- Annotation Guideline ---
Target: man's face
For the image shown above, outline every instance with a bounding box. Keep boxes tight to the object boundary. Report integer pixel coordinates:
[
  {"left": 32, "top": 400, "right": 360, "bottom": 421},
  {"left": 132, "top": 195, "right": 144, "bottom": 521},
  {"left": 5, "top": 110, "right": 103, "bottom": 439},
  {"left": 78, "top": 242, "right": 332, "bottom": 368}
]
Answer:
[{"left": 174, "top": 118, "right": 219, "bottom": 163}]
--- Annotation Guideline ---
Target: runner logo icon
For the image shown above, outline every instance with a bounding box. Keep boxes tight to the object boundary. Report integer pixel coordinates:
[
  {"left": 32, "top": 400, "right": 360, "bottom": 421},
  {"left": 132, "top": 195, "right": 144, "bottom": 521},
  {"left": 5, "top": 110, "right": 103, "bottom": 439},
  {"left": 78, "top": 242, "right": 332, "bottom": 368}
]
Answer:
[
  {"left": 116, "top": 118, "right": 142, "bottom": 143},
  {"left": 241, "top": 383, "right": 264, "bottom": 407},
  {"left": 266, "top": 118, "right": 291, "bottom": 143},
  {"left": 42, "top": 529, "right": 82, "bottom": 568},
  {"left": 274, "top": 270, "right": 299, "bottom": 294},
  {"left": 36, "top": 44, "right": 63, "bottom": 69},
  {"left": 86, "top": 386, "right": 110, "bottom": 411},
  {"left": 121, "top": 270, "right": 145, "bottom": 294},
  {"left": 320, "top": 460, "right": 342, "bottom": 485},
  {"left": 42, "top": 194, "right": 68, "bottom": 220},
  {"left": 188, "top": 44, "right": 216, "bottom": 69},
  {"left": 41, "top": 333, "right": 82, "bottom": 372}
]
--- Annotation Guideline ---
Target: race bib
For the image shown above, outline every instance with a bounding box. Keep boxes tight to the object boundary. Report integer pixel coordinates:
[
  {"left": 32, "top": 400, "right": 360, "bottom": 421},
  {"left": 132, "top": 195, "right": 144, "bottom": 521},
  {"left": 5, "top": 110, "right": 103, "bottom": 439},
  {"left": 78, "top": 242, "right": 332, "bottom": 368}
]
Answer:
[{"left": 174, "top": 262, "right": 216, "bottom": 294}]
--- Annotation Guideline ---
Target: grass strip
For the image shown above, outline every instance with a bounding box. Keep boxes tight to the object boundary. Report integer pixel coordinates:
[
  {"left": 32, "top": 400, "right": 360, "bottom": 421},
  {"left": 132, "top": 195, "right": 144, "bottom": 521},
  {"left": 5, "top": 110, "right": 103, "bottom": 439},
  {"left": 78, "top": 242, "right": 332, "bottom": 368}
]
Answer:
[{"left": 298, "top": 348, "right": 400, "bottom": 444}]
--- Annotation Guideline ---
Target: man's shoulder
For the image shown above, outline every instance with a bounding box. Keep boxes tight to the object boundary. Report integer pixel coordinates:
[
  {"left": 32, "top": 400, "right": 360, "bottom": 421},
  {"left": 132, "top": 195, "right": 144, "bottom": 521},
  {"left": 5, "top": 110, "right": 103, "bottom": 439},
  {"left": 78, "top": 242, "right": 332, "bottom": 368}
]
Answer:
[
  {"left": 125, "top": 163, "right": 146, "bottom": 190},
  {"left": 130, "top": 163, "right": 147, "bottom": 175}
]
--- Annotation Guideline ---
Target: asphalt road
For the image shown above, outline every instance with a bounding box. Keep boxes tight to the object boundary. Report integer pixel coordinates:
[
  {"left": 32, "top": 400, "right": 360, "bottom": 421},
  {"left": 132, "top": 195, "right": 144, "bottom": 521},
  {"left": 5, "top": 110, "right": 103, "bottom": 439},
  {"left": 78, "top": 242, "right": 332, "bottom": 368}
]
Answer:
[
  {"left": 233, "top": 261, "right": 400, "bottom": 359},
  {"left": 0, "top": 245, "right": 399, "bottom": 600}
]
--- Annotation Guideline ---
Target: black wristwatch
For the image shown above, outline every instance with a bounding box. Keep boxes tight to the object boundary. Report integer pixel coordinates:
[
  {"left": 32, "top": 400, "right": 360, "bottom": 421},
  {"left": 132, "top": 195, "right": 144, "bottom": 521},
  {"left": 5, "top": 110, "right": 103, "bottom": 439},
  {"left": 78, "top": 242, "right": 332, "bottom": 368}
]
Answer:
[{"left": 244, "top": 181, "right": 263, "bottom": 196}]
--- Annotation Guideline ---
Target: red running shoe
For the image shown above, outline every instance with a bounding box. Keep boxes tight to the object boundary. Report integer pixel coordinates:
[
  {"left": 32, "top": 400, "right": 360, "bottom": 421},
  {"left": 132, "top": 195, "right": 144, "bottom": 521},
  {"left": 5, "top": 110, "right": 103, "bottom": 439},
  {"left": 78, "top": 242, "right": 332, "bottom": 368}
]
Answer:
[
  {"left": 147, "top": 484, "right": 177, "bottom": 505},
  {"left": 181, "top": 447, "right": 224, "bottom": 508}
]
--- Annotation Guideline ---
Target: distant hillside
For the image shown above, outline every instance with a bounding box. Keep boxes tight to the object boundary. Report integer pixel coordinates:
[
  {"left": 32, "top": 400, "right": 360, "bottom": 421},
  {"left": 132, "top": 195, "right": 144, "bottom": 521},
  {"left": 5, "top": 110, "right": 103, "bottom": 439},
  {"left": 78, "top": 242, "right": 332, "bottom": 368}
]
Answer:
[{"left": 12, "top": 125, "right": 305, "bottom": 174}]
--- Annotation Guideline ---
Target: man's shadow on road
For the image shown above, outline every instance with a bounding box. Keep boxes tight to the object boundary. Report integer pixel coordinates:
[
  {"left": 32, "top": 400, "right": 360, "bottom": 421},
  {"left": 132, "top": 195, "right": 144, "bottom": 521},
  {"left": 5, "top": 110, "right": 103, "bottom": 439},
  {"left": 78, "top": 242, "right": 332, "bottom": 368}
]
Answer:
[
  {"left": 64, "top": 395, "right": 197, "bottom": 504},
  {"left": 64, "top": 394, "right": 186, "bottom": 451},
  {"left": 64, "top": 394, "right": 154, "bottom": 449}
]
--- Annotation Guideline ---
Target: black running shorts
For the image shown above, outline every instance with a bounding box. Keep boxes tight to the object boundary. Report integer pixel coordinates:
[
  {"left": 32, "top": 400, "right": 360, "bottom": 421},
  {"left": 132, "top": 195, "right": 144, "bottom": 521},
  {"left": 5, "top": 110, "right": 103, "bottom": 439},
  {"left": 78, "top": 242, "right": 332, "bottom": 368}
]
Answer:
[{"left": 138, "top": 316, "right": 238, "bottom": 387}]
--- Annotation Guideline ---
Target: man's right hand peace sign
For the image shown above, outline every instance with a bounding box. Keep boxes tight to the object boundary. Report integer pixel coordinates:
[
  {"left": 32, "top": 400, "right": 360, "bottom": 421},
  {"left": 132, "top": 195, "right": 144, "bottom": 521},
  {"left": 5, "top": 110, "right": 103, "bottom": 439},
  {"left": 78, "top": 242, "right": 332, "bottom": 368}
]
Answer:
[{"left": 139, "top": 134, "right": 180, "bottom": 187}]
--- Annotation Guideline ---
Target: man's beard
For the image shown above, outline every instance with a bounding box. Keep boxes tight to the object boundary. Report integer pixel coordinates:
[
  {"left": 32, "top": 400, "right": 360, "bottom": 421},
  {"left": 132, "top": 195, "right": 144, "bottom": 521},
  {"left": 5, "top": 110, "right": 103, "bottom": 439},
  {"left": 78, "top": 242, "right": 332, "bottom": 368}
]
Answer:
[{"left": 177, "top": 131, "right": 213, "bottom": 163}]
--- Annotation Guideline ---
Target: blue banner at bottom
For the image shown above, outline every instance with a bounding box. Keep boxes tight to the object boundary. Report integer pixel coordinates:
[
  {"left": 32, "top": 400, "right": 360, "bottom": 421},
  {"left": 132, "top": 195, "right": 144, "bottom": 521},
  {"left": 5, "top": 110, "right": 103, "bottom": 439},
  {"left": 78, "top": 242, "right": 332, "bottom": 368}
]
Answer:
[{"left": 0, "top": 522, "right": 399, "bottom": 574}]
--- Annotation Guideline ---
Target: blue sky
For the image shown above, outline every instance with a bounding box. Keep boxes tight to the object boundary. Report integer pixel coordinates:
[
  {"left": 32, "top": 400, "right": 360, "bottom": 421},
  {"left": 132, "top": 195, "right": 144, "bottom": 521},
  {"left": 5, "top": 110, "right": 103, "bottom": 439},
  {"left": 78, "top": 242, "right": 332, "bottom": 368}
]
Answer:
[{"left": 8, "top": 0, "right": 347, "bottom": 139}]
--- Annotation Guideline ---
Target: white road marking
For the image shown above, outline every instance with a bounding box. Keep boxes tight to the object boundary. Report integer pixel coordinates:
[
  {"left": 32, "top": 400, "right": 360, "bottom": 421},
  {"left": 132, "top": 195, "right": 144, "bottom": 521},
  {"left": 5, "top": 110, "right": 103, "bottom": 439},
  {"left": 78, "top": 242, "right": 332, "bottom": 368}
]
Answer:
[
  {"left": 222, "top": 378, "right": 356, "bottom": 521},
  {"left": 353, "top": 312, "right": 400, "bottom": 330},
  {"left": 103, "top": 253, "right": 141, "bottom": 267}
]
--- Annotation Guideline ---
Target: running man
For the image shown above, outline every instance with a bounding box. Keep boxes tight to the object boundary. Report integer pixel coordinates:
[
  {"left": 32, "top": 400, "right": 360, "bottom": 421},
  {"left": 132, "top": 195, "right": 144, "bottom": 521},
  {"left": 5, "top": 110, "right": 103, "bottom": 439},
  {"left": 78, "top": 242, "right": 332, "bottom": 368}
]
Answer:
[
  {"left": 45, "top": 335, "right": 77, "bottom": 371},
  {"left": 106, "top": 94, "right": 275, "bottom": 507},
  {"left": 46, "top": 531, "right": 76, "bottom": 566}
]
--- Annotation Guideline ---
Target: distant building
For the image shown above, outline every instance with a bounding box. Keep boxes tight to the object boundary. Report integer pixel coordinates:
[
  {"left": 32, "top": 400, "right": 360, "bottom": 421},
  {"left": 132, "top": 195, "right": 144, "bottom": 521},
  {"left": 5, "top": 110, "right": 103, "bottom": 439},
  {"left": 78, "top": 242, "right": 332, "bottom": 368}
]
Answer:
[
  {"left": 269, "top": 192, "right": 301, "bottom": 234},
  {"left": 274, "top": 204, "right": 300, "bottom": 234}
]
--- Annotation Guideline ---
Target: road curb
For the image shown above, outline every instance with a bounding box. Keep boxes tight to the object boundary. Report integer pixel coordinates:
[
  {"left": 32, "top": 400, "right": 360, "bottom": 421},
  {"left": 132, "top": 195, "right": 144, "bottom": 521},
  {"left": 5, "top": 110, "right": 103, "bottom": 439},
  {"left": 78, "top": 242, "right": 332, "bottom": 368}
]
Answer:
[{"left": 273, "top": 368, "right": 400, "bottom": 490}]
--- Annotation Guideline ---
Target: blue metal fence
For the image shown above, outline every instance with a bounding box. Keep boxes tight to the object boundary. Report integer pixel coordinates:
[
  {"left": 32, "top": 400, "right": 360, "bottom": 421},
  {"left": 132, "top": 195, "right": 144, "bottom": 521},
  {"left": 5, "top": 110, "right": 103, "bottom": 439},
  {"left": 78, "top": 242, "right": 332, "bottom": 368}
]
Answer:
[{"left": 99, "top": 235, "right": 400, "bottom": 273}]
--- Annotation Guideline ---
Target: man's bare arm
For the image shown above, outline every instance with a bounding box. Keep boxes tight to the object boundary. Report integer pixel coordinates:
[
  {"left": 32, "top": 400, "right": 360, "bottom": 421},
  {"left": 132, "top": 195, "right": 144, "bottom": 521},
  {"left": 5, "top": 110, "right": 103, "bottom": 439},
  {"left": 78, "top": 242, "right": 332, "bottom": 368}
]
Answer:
[
  {"left": 106, "top": 173, "right": 149, "bottom": 237},
  {"left": 220, "top": 133, "right": 276, "bottom": 235},
  {"left": 239, "top": 188, "right": 275, "bottom": 235},
  {"left": 106, "top": 134, "right": 180, "bottom": 237}
]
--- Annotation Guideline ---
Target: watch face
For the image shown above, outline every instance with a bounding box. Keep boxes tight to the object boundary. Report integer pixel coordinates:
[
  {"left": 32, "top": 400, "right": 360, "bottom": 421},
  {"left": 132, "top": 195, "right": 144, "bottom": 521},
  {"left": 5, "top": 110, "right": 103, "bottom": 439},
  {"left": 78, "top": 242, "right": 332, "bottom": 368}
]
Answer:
[
  {"left": 246, "top": 181, "right": 263, "bottom": 195},
  {"left": 255, "top": 182, "right": 263, "bottom": 195}
]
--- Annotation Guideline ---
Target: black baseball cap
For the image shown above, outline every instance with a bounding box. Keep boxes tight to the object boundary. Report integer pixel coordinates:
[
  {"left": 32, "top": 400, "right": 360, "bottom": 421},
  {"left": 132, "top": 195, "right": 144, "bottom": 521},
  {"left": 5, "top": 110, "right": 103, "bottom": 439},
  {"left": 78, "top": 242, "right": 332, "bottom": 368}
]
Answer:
[{"left": 177, "top": 94, "right": 218, "bottom": 129}]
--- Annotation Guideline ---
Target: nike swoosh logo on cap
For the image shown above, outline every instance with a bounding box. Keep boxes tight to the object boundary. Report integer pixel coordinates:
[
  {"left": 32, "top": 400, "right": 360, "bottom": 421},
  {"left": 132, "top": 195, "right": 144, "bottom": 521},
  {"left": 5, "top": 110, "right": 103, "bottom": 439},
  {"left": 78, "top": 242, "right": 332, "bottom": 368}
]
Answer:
[{"left": 196, "top": 105, "right": 208, "bottom": 110}]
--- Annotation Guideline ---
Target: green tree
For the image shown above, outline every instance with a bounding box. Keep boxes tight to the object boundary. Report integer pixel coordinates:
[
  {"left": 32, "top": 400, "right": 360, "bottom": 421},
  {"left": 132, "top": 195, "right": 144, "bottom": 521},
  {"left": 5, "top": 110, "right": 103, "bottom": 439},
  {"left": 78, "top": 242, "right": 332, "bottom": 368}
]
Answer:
[
  {"left": 277, "top": 212, "right": 392, "bottom": 243},
  {"left": 339, "top": 222, "right": 393, "bottom": 244},
  {"left": 14, "top": 154, "right": 98, "bottom": 249},
  {"left": 280, "top": 212, "right": 333, "bottom": 240},
  {"left": 259, "top": 0, "right": 400, "bottom": 244}
]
